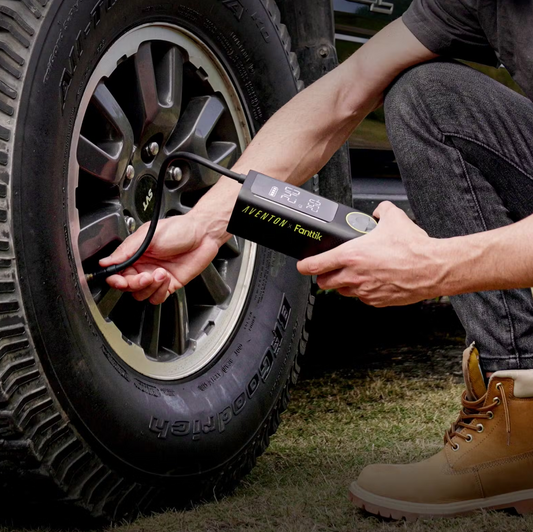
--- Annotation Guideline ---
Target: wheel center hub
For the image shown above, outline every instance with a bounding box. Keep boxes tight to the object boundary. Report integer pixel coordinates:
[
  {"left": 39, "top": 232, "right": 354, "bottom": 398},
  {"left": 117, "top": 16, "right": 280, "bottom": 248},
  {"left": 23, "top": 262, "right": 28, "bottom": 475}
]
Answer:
[{"left": 135, "top": 174, "right": 158, "bottom": 223}]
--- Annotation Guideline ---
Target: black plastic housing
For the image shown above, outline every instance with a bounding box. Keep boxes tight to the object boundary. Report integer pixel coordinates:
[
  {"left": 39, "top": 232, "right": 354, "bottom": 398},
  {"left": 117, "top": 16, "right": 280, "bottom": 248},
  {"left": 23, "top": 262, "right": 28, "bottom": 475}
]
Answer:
[{"left": 228, "top": 171, "right": 376, "bottom": 260}]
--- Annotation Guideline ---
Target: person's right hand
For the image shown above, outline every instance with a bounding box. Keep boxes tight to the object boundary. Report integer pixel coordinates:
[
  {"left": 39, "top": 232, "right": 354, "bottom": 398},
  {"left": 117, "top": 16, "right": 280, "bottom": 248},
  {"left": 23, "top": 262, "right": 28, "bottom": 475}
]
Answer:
[{"left": 99, "top": 211, "right": 223, "bottom": 305}]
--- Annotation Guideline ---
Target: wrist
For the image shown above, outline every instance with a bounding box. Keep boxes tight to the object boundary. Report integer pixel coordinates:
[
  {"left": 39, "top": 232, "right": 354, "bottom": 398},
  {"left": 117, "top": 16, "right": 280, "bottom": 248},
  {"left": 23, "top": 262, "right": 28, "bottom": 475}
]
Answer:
[
  {"left": 190, "top": 176, "right": 242, "bottom": 246},
  {"left": 429, "top": 235, "right": 481, "bottom": 297}
]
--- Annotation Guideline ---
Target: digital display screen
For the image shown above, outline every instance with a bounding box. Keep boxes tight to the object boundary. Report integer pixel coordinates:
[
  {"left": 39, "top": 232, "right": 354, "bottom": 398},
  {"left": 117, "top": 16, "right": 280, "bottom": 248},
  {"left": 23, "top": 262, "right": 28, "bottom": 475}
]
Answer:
[{"left": 251, "top": 174, "right": 338, "bottom": 222}]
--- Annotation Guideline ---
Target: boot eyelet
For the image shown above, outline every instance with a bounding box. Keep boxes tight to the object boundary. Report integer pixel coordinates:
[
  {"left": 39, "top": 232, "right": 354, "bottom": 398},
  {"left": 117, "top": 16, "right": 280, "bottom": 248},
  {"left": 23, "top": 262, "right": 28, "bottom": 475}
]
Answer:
[
  {"left": 452, "top": 443, "right": 460, "bottom": 452},
  {"left": 477, "top": 424, "right": 484, "bottom": 433},
  {"left": 465, "top": 434, "right": 473, "bottom": 443},
  {"left": 493, "top": 397, "right": 501, "bottom": 405},
  {"left": 487, "top": 411, "right": 494, "bottom": 419}
]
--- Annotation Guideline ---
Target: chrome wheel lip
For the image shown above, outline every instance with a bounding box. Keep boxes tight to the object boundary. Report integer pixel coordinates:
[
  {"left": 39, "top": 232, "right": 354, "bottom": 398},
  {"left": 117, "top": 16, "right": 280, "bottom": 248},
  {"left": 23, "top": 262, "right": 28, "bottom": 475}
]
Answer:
[{"left": 68, "top": 23, "right": 256, "bottom": 381}]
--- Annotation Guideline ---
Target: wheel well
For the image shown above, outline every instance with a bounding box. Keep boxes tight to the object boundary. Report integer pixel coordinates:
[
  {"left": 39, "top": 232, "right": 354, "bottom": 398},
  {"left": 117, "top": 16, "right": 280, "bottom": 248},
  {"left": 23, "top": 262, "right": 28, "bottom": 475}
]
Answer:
[{"left": 276, "top": 0, "right": 353, "bottom": 204}]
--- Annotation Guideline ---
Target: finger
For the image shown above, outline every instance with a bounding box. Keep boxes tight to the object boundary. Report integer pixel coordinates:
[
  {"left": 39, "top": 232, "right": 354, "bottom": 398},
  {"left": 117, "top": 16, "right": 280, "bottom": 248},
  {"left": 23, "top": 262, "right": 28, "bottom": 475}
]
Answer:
[
  {"left": 149, "top": 274, "right": 171, "bottom": 305},
  {"left": 337, "top": 287, "right": 358, "bottom": 298},
  {"left": 316, "top": 270, "right": 356, "bottom": 291},
  {"left": 131, "top": 269, "right": 168, "bottom": 302},
  {"left": 119, "top": 271, "right": 154, "bottom": 293},
  {"left": 106, "top": 274, "right": 129, "bottom": 291},
  {"left": 297, "top": 247, "right": 346, "bottom": 276}
]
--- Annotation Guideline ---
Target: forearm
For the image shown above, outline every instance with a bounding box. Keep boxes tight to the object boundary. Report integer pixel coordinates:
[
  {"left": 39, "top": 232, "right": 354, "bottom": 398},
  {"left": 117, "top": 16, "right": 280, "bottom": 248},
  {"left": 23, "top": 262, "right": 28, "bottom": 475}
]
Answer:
[
  {"left": 193, "top": 59, "right": 376, "bottom": 244},
  {"left": 436, "top": 215, "right": 533, "bottom": 296},
  {"left": 228, "top": 58, "right": 380, "bottom": 183},
  {"left": 194, "top": 19, "right": 436, "bottom": 244}
]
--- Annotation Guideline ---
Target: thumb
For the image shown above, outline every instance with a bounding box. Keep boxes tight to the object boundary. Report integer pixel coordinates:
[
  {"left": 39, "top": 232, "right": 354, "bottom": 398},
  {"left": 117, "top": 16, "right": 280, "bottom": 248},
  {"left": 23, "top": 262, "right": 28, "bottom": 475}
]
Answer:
[
  {"left": 99, "top": 227, "right": 147, "bottom": 267},
  {"left": 297, "top": 245, "right": 345, "bottom": 276},
  {"left": 372, "top": 200, "right": 398, "bottom": 220}
]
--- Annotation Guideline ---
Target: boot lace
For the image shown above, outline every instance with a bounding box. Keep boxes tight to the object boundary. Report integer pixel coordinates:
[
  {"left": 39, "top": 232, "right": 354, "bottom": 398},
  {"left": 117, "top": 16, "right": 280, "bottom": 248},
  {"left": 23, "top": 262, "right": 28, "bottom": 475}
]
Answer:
[{"left": 445, "top": 382, "right": 510, "bottom": 449}]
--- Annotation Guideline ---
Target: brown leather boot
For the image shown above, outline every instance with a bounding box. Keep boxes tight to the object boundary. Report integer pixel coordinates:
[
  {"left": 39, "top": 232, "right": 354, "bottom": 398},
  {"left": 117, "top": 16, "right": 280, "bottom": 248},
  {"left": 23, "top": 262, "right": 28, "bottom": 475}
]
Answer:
[{"left": 350, "top": 344, "right": 533, "bottom": 520}]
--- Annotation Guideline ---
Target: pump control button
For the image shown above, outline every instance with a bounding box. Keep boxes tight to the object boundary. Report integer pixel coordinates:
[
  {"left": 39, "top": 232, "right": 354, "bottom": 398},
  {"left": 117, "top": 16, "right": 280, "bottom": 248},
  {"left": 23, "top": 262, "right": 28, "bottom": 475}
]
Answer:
[{"left": 346, "top": 212, "right": 377, "bottom": 234}]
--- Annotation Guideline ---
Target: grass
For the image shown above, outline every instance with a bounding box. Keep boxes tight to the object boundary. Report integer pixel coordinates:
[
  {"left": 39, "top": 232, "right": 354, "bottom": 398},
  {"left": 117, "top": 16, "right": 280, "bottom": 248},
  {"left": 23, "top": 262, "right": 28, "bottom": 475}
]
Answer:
[
  {"left": 349, "top": 119, "right": 391, "bottom": 150},
  {"left": 4, "top": 296, "right": 533, "bottom": 532}
]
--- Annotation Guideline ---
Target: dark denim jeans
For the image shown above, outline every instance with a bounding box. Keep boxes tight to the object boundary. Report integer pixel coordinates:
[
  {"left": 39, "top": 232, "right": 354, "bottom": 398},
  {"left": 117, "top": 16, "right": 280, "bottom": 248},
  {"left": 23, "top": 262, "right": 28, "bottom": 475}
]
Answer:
[{"left": 384, "top": 60, "right": 533, "bottom": 372}]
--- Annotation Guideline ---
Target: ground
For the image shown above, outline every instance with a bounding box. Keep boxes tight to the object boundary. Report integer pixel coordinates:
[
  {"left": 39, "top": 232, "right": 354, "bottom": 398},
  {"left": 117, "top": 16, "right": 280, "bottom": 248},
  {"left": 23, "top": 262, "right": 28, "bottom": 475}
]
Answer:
[{"left": 4, "top": 294, "right": 533, "bottom": 532}]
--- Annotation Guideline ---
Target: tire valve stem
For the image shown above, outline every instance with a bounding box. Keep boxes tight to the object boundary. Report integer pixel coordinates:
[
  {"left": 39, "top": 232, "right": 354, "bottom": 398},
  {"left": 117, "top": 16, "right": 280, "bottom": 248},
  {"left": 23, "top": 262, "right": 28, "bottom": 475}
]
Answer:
[{"left": 86, "top": 265, "right": 121, "bottom": 283}]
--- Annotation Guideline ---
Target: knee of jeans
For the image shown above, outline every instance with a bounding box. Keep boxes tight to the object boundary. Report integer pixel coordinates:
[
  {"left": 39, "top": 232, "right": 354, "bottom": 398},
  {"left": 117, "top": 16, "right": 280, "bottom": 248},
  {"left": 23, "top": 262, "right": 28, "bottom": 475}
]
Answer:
[{"left": 384, "top": 61, "right": 468, "bottom": 133}]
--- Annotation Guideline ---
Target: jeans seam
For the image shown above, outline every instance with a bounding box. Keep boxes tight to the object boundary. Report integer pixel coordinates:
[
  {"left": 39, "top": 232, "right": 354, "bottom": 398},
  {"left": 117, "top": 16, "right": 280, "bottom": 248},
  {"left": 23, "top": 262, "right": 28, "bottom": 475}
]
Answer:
[
  {"left": 441, "top": 131, "right": 533, "bottom": 183},
  {"left": 449, "top": 139, "right": 521, "bottom": 368}
]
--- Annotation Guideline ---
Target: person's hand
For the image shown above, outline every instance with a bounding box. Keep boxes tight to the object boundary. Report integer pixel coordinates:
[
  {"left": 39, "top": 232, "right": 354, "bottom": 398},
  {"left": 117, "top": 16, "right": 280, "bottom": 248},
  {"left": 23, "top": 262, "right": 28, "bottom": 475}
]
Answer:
[
  {"left": 99, "top": 212, "right": 222, "bottom": 305},
  {"left": 297, "top": 201, "right": 443, "bottom": 307}
]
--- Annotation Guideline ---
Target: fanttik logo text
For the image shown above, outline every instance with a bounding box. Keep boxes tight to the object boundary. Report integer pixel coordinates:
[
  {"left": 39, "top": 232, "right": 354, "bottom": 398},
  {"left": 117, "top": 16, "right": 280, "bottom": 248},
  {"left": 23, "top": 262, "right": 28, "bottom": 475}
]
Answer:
[{"left": 241, "top": 206, "right": 323, "bottom": 241}]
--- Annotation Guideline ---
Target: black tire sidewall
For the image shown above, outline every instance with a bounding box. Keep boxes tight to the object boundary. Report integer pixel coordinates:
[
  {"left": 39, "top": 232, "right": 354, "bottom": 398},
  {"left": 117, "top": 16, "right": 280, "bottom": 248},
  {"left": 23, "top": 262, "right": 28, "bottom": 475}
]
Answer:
[{"left": 13, "top": 0, "right": 308, "bottom": 481}]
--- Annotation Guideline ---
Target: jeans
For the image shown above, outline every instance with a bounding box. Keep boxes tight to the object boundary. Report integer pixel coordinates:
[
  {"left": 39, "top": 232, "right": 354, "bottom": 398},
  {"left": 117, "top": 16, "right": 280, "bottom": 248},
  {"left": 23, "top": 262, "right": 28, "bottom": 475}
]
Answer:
[{"left": 384, "top": 60, "right": 533, "bottom": 372}]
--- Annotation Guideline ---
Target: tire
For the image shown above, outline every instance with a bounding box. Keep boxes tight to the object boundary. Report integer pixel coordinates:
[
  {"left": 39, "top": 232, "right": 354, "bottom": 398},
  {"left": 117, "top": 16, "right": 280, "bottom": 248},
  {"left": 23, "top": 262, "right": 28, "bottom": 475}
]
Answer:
[{"left": 0, "top": 0, "right": 313, "bottom": 521}]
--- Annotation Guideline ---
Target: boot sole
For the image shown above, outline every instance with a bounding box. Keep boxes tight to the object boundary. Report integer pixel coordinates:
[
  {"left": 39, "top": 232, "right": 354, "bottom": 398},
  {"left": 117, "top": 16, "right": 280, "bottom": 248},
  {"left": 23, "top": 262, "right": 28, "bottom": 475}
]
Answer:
[{"left": 349, "top": 483, "right": 533, "bottom": 521}]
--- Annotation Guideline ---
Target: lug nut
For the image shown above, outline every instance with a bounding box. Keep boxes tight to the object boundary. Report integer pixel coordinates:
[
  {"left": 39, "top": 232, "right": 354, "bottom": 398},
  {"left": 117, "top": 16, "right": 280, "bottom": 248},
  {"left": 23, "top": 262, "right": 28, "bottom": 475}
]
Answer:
[
  {"left": 144, "top": 142, "right": 160, "bottom": 158},
  {"left": 125, "top": 217, "right": 137, "bottom": 233},
  {"left": 166, "top": 166, "right": 183, "bottom": 182},
  {"left": 125, "top": 165, "right": 135, "bottom": 180}
]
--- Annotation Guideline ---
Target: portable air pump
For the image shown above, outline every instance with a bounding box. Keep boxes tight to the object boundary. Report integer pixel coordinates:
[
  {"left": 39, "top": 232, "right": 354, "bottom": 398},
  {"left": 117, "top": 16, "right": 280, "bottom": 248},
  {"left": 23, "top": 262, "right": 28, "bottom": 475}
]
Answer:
[{"left": 86, "top": 153, "right": 377, "bottom": 282}]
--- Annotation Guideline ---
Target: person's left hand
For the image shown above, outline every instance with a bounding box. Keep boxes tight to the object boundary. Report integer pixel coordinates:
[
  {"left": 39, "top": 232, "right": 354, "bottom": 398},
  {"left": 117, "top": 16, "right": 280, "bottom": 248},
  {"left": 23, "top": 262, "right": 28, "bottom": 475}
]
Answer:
[{"left": 297, "top": 201, "right": 443, "bottom": 307}]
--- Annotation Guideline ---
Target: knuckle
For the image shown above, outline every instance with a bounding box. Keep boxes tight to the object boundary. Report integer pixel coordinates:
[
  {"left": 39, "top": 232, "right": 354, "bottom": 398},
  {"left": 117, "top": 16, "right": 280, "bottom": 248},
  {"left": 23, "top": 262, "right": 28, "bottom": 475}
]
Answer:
[{"left": 305, "top": 260, "right": 319, "bottom": 274}]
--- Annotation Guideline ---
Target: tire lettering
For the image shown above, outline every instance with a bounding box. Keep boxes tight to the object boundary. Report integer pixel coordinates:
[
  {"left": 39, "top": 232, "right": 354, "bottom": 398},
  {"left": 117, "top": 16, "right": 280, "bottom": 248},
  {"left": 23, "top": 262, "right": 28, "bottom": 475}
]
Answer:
[
  {"left": 198, "top": 371, "right": 222, "bottom": 391},
  {"left": 201, "top": 416, "right": 216, "bottom": 435},
  {"left": 222, "top": 358, "right": 234, "bottom": 373},
  {"left": 149, "top": 416, "right": 170, "bottom": 439},
  {"left": 221, "top": 0, "right": 244, "bottom": 21},
  {"left": 233, "top": 392, "right": 246, "bottom": 415},
  {"left": 218, "top": 407, "right": 232, "bottom": 432},
  {"left": 250, "top": 12, "right": 271, "bottom": 43},
  {"left": 270, "top": 319, "right": 298, "bottom": 397},
  {"left": 58, "top": 0, "right": 120, "bottom": 108},
  {"left": 134, "top": 379, "right": 161, "bottom": 397},
  {"left": 101, "top": 345, "right": 130, "bottom": 382},
  {"left": 45, "top": 0, "right": 80, "bottom": 85},
  {"left": 171, "top": 421, "right": 191, "bottom": 437},
  {"left": 277, "top": 296, "right": 291, "bottom": 330},
  {"left": 259, "top": 350, "right": 273, "bottom": 382},
  {"left": 148, "top": 295, "right": 295, "bottom": 441},
  {"left": 247, "top": 373, "right": 260, "bottom": 398},
  {"left": 270, "top": 325, "right": 283, "bottom": 358}
]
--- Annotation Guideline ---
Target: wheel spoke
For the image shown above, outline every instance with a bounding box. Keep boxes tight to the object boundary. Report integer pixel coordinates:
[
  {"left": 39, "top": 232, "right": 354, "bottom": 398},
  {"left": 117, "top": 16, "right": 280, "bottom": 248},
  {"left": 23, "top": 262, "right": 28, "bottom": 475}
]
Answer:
[
  {"left": 221, "top": 236, "right": 241, "bottom": 257},
  {"left": 166, "top": 96, "right": 227, "bottom": 188},
  {"left": 78, "top": 84, "right": 134, "bottom": 184},
  {"left": 97, "top": 288, "right": 124, "bottom": 319},
  {"left": 135, "top": 42, "right": 183, "bottom": 143},
  {"left": 163, "top": 187, "right": 190, "bottom": 215},
  {"left": 200, "top": 263, "right": 231, "bottom": 307},
  {"left": 207, "top": 141, "right": 238, "bottom": 169},
  {"left": 78, "top": 200, "right": 129, "bottom": 262},
  {"left": 166, "top": 289, "right": 189, "bottom": 355},
  {"left": 140, "top": 303, "right": 161, "bottom": 359},
  {"left": 92, "top": 83, "right": 135, "bottom": 144},
  {"left": 158, "top": 45, "right": 184, "bottom": 114}
]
